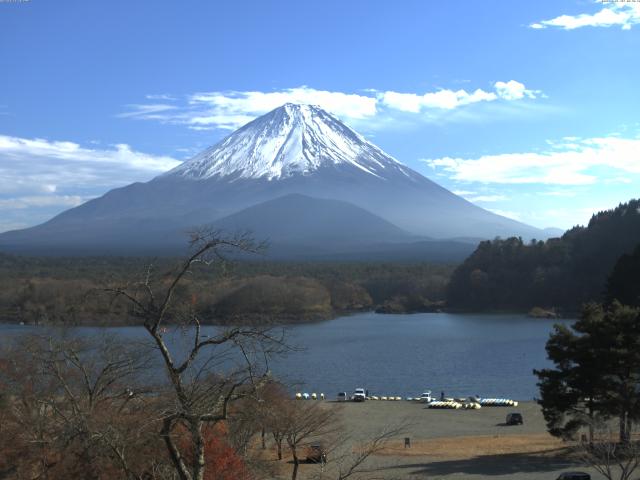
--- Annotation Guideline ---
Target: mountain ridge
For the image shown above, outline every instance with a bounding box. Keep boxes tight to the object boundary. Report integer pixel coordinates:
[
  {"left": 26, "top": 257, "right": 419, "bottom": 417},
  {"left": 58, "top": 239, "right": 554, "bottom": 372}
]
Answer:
[{"left": 0, "top": 103, "right": 557, "bottom": 256}]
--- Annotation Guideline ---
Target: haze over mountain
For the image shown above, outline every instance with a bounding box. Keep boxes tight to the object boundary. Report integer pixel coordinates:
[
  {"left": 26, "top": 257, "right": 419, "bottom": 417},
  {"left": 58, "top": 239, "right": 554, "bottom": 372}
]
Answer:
[{"left": 0, "top": 104, "right": 555, "bottom": 257}]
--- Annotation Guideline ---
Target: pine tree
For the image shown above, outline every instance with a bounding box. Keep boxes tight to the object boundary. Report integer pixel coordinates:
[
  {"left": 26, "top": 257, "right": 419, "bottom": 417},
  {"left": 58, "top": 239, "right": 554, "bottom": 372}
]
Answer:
[{"left": 535, "top": 302, "right": 640, "bottom": 443}]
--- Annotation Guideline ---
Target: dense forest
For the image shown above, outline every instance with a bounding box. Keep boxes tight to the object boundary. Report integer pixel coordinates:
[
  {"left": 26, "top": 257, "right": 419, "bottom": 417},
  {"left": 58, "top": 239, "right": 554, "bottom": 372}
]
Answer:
[
  {"left": 447, "top": 199, "right": 640, "bottom": 313},
  {"left": 0, "top": 254, "right": 453, "bottom": 325},
  {"left": 5, "top": 199, "right": 639, "bottom": 324}
]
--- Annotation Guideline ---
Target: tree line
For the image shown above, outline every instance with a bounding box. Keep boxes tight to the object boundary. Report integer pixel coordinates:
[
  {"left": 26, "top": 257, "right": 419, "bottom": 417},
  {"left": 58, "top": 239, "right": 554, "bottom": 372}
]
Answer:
[
  {"left": 446, "top": 199, "right": 640, "bottom": 312},
  {"left": 0, "top": 252, "right": 453, "bottom": 325}
]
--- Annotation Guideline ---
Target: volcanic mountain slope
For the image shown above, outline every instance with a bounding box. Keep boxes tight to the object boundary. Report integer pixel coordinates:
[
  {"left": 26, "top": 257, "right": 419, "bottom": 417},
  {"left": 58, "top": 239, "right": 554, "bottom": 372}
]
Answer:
[
  {"left": 211, "top": 194, "right": 414, "bottom": 246},
  {"left": 0, "top": 103, "right": 550, "bottom": 256},
  {"left": 209, "top": 194, "right": 477, "bottom": 261}
]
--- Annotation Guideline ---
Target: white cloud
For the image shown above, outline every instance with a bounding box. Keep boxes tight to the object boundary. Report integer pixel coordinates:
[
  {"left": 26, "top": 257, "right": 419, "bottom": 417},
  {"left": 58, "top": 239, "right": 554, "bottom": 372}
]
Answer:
[
  {"left": 467, "top": 194, "right": 508, "bottom": 202},
  {"left": 116, "top": 104, "right": 178, "bottom": 119},
  {"left": 188, "top": 86, "right": 378, "bottom": 130},
  {"left": 541, "top": 190, "right": 578, "bottom": 197},
  {"left": 422, "top": 135, "right": 640, "bottom": 185},
  {"left": 0, "top": 135, "right": 181, "bottom": 173},
  {"left": 0, "top": 134, "right": 182, "bottom": 232},
  {"left": 379, "top": 81, "right": 539, "bottom": 113},
  {"left": 494, "top": 80, "right": 537, "bottom": 100},
  {"left": 0, "top": 195, "right": 87, "bottom": 210},
  {"left": 0, "top": 220, "right": 29, "bottom": 233},
  {"left": 145, "top": 94, "right": 177, "bottom": 101},
  {"left": 488, "top": 209, "right": 522, "bottom": 221},
  {"left": 452, "top": 190, "right": 476, "bottom": 196},
  {"left": 530, "top": 206, "right": 616, "bottom": 229},
  {"left": 531, "top": 3, "right": 640, "bottom": 30},
  {"left": 380, "top": 88, "right": 497, "bottom": 112},
  {"left": 604, "top": 176, "right": 633, "bottom": 184},
  {"left": 119, "top": 82, "right": 542, "bottom": 130}
]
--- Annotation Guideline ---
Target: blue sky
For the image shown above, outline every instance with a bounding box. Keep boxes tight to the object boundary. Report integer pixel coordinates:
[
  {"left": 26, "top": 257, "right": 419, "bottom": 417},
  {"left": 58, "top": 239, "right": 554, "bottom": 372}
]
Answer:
[{"left": 1, "top": 0, "right": 639, "bottom": 232}]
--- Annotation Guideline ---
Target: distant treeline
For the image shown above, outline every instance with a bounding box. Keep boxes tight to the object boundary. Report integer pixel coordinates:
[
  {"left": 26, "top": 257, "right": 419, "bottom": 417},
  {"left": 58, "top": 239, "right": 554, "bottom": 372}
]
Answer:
[
  {"left": 0, "top": 254, "right": 454, "bottom": 325},
  {"left": 447, "top": 199, "right": 640, "bottom": 312}
]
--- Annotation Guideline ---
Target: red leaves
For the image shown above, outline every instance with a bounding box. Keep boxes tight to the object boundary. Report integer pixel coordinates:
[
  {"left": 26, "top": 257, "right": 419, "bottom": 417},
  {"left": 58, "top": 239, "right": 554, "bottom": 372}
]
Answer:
[{"left": 176, "top": 422, "right": 251, "bottom": 480}]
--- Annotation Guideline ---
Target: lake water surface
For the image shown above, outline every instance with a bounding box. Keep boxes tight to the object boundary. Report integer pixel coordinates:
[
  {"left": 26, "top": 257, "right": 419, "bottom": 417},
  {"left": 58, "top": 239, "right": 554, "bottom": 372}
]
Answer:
[{"left": 0, "top": 312, "right": 571, "bottom": 400}]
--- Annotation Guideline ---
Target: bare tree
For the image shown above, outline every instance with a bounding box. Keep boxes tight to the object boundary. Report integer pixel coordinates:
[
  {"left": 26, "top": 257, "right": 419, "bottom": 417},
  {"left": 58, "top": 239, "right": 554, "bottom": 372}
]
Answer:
[
  {"left": 247, "top": 381, "right": 290, "bottom": 460},
  {"left": 579, "top": 423, "right": 640, "bottom": 480},
  {"left": 0, "top": 334, "right": 159, "bottom": 480},
  {"left": 321, "top": 423, "right": 407, "bottom": 480},
  {"left": 0, "top": 338, "right": 56, "bottom": 479},
  {"left": 106, "top": 230, "right": 288, "bottom": 480},
  {"left": 278, "top": 401, "right": 342, "bottom": 480}
]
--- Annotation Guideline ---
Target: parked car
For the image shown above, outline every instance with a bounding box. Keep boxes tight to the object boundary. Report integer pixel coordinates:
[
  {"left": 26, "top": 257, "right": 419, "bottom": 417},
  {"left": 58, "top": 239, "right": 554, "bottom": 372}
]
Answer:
[
  {"left": 419, "top": 391, "right": 433, "bottom": 403},
  {"left": 506, "top": 412, "right": 524, "bottom": 425},
  {"left": 352, "top": 388, "right": 366, "bottom": 402},
  {"left": 305, "top": 444, "right": 327, "bottom": 463},
  {"left": 337, "top": 392, "right": 347, "bottom": 402},
  {"left": 556, "top": 473, "right": 591, "bottom": 480}
]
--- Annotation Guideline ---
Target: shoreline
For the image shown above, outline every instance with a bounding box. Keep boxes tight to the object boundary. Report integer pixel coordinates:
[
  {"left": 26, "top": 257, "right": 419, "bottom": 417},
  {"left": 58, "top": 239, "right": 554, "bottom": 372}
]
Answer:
[{"left": 0, "top": 307, "right": 563, "bottom": 328}]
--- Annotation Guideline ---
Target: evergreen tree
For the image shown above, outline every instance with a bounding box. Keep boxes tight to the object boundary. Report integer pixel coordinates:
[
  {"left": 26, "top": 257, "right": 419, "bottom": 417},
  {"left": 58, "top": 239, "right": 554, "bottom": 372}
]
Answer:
[
  {"left": 606, "top": 244, "right": 640, "bottom": 307},
  {"left": 535, "top": 304, "right": 607, "bottom": 442},
  {"left": 535, "top": 302, "right": 640, "bottom": 443}
]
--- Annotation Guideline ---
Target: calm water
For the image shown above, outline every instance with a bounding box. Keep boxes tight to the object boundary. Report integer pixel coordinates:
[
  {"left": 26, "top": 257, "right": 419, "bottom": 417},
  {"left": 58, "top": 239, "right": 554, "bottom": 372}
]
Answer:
[{"left": 0, "top": 312, "right": 570, "bottom": 400}]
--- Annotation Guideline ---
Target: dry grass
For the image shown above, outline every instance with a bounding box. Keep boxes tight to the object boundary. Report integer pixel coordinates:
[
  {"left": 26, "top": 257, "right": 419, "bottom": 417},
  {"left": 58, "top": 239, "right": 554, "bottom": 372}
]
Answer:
[{"left": 377, "top": 433, "right": 566, "bottom": 460}]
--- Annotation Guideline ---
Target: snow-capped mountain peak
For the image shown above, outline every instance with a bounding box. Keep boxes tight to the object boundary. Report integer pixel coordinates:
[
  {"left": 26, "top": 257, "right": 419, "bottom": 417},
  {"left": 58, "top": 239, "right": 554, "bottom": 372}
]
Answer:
[{"left": 166, "top": 103, "right": 410, "bottom": 181}]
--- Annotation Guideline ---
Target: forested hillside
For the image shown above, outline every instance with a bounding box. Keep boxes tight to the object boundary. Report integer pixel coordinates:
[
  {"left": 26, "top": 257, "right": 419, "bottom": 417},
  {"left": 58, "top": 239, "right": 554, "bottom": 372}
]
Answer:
[
  {"left": 0, "top": 255, "right": 453, "bottom": 325},
  {"left": 447, "top": 199, "right": 640, "bottom": 312}
]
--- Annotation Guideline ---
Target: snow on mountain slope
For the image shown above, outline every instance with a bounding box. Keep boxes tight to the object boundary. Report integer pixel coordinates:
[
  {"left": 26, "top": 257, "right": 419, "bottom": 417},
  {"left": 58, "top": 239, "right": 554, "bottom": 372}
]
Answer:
[
  {"left": 0, "top": 103, "right": 552, "bottom": 255},
  {"left": 166, "top": 103, "right": 413, "bottom": 181}
]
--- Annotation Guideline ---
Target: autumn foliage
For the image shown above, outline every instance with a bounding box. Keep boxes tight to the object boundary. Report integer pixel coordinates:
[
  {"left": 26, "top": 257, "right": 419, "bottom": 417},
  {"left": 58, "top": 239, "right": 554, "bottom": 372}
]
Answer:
[{"left": 175, "top": 423, "right": 250, "bottom": 480}]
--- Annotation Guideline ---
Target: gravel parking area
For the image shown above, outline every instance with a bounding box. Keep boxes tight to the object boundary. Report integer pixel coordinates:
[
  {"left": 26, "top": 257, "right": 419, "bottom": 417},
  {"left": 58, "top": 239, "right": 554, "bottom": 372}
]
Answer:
[{"left": 290, "top": 400, "right": 605, "bottom": 480}]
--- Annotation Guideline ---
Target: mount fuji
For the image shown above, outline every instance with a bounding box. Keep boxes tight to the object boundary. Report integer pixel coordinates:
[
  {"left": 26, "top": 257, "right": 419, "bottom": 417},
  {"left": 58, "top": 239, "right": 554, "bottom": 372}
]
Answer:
[{"left": 0, "top": 103, "right": 551, "bottom": 258}]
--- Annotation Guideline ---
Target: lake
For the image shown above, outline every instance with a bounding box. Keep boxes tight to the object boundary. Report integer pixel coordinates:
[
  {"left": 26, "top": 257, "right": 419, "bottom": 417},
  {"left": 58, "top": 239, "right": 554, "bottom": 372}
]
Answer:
[{"left": 0, "top": 312, "right": 571, "bottom": 400}]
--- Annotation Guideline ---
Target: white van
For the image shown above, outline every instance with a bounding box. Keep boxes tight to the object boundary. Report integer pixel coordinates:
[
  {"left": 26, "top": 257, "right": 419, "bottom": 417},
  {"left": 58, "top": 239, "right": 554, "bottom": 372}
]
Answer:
[
  {"left": 352, "top": 388, "right": 366, "bottom": 402},
  {"left": 419, "top": 391, "right": 434, "bottom": 403}
]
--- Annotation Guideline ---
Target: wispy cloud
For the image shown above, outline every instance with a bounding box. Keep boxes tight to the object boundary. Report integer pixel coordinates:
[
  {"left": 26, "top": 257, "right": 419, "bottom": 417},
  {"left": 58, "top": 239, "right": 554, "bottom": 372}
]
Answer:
[
  {"left": 116, "top": 104, "right": 178, "bottom": 119},
  {"left": 0, "top": 135, "right": 181, "bottom": 174},
  {"left": 0, "top": 195, "right": 87, "bottom": 210},
  {"left": 488, "top": 209, "right": 522, "bottom": 221},
  {"left": 530, "top": 2, "right": 640, "bottom": 30},
  {"left": 541, "top": 189, "right": 578, "bottom": 197},
  {"left": 0, "top": 134, "right": 182, "bottom": 232},
  {"left": 145, "top": 94, "right": 177, "bottom": 101},
  {"left": 422, "top": 135, "right": 640, "bottom": 185},
  {"left": 379, "top": 88, "right": 496, "bottom": 112},
  {"left": 118, "top": 82, "right": 544, "bottom": 131},
  {"left": 189, "top": 87, "right": 378, "bottom": 127},
  {"left": 467, "top": 194, "right": 508, "bottom": 203},
  {"left": 452, "top": 190, "right": 476, "bottom": 196},
  {"left": 380, "top": 80, "right": 540, "bottom": 113}
]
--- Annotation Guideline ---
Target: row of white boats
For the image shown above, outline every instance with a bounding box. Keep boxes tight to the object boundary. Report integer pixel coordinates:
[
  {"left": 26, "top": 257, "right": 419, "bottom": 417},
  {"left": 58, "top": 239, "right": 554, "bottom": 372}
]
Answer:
[
  {"left": 426, "top": 398, "right": 519, "bottom": 409},
  {"left": 294, "top": 390, "right": 518, "bottom": 409},
  {"left": 295, "top": 392, "right": 326, "bottom": 400}
]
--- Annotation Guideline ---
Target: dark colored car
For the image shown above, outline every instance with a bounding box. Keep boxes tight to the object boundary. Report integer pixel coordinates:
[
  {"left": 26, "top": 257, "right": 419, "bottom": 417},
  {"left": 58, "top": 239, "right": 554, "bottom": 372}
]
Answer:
[
  {"left": 305, "top": 444, "right": 327, "bottom": 463},
  {"left": 506, "top": 412, "right": 523, "bottom": 425},
  {"left": 556, "top": 472, "right": 591, "bottom": 480}
]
